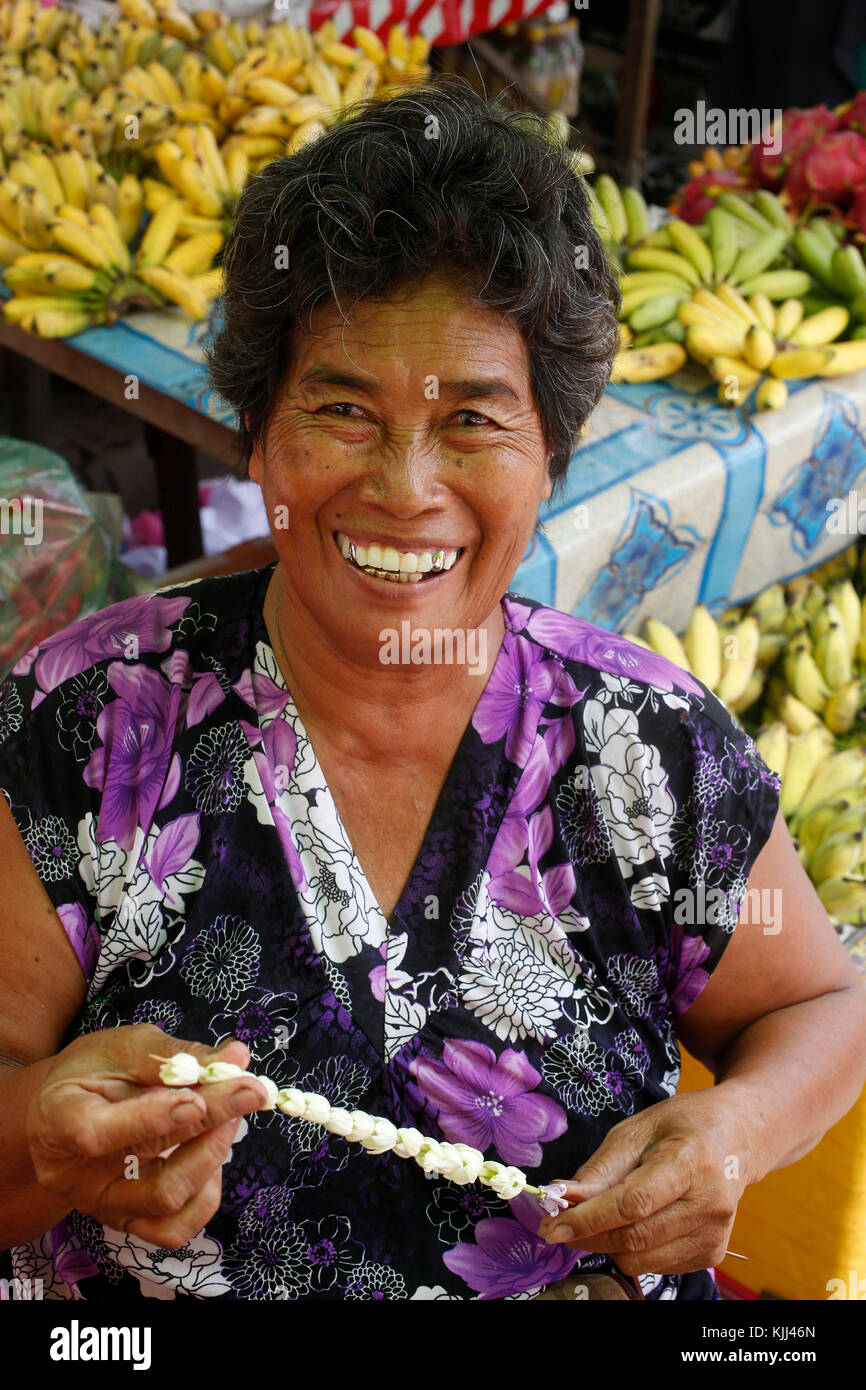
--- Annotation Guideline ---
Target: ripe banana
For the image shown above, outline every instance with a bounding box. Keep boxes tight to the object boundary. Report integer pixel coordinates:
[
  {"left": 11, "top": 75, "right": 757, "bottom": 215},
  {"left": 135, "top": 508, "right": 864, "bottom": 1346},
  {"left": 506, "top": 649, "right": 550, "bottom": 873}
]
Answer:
[
  {"left": 135, "top": 195, "right": 183, "bottom": 267},
  {"left": 790, "top": 306, "right": 849, "bottom": 347},
  {"left": 781, "top": 726, "right": 835, "bottom": 820},
  {"left": 769, "top": 347, "right": 835, "bottom": 379},
  {"left": 643, "top": 617, "right": 691, "bottom": 671},
  {"left": 816, "top": 340, "right": 866, "bottom": 377},
  {"left": 756, "top": 377, "right": 788, "bottom": 411},
  {"left": 683, "top": 604, "right": 722, "bottom": 689},
  {"left": 609, "top": 342, "right": 686, "bottom": 383},
  {"left": 137, "top": 262, "right": 209, "bottom": 318},
  {"left": 627, "top": 247, "right": 700, "bottom": 286},
  {"left": 817, "top": 877, "right": 866, "bottom": 926},
  {"left": 743, "top": 324, "right": 776, "bottom": 371}
]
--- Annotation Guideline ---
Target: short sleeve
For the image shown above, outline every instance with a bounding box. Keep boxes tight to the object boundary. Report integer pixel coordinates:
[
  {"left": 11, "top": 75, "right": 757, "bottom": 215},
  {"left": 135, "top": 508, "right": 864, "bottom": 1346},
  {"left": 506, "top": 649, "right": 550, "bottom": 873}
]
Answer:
[
  {"left": 660, "top": 687, "right": 781, "bottom": 1015},
  {"left": 0, "top": 656, "right": 103, "bottom": 985}
]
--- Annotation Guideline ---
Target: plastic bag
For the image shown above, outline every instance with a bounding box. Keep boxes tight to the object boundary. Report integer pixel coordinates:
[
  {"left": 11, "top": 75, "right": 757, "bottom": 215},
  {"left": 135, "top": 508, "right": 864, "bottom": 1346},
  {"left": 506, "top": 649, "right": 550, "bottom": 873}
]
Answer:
[{"left": 0, "top": 438, "right": 136, "bottom": 680}]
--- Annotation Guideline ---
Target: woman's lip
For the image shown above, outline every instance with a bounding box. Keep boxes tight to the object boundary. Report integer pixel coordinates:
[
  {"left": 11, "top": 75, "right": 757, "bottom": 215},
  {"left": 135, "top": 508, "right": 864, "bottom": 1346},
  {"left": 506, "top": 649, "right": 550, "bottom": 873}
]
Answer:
[
  {"left": 331, "top": 536, "right": 462, "bottom": 593},
  {"left": 333, "top": 530, "right": 464, "bottom": 553}
]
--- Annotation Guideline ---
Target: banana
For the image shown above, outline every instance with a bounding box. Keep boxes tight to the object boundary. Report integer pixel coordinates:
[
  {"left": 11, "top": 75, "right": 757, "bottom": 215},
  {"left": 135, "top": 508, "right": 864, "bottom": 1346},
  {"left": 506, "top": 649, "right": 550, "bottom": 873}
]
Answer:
[
  {"left": 16, "top": 303, "right": 98, "bottom": 336},
  {"left": 286, "top": 119, "right": 325, "bottom": 155},
  {"left": 621, "top": 271, "right": 695, "bottom": 293},
  {"left": 807, "top": 217, "right": 842, "bottom": 253},
  {"left": 609, "top": 342, "right": 686, "bottom": 382},
  {"left": 769, "top": 347, "right": 834, "bottom": 379},
  {"left": 743, "top": 323, "right": 776, "bottom": 371},
  {"left": 809, "top": 831, "right": 865, "bottom": 884},
  {"left": 135, "top": 195, "right": 183, "bottom": 267},
  {"left": 756, "top": 721, "right": 789, "bottom": 779},
  {"left": 756, "top": 633, "right": 787, "bottom": 666},
  {"left": 713, "top": 191, "right": 769, "bottom": 232},
  {"left": 751, "top": 188, "right": 792, "bottom": 232},
  {"left": 138, "top": 259, "right": 209, "bottom": 318},
  {"left": 627, "top": 247, "right": 700, "bottom": 286},
  {"left": 678, "top": 300, "right": 747, "bottom": 340},
  {"left": 192, "top": 123, "right": 229, "bottom": 196},
  {"left": 707, "top": 354, "right": 761, "bottom": 389},
  {"left": 788, "top": 643, "right": 832, "bottom": 712},
  {"left": 781, "top": 726, "right": 835, "bottom": 820},
  {"left": 815, "top": 621, "right": 853, "bottom": 690},
  {"left": 776, "top": 690, "right": 822, "bottom": 735},
  {"left": 666, "top": 217, "right": 714, "bottom": 282},
  {"left": 824, "top": 678, "right": 862, "bottom": 735},
  {"left": 18, "top": 149, "right": 65, "bottom": 207},
  {"left": 690, "top": 287, "right": 748, "bottom": 330},
  {"left": 116, "top": 171, "right": 144, "bottom": 244},
  {"left": 224, "top": 145, "right": 249, "bottom": 198},
  {"left": 0, "top": 178, "right": 22, "bottom": 238},
  {"left": 828, "top": 581, "right": 861, "bottom": 658},
  {"left": 163, "top": 229, "right": 222, "bottom": 275},
  {"left": 622, "top": 186, "right": 651, "bottom": 245},
  {"left": 88, "top": 202, "right": 130, "bottom": 271},
  {"left": 712, "top": 283, "right": 759, "bottom": 325},
  {"left": 199, "top": 63, "right": 227, "bottom": 105},
  {"left": 830, "top": 243, "right": 866, "bottom": 299},
  {"left": 303, "top": 59, "right": 341, "bottom": 107},
  {"left": 341, "top": 59, "right": 379, "bottom": 109},
  {"left": 706, "top": 206, "right": 738, "bottom": 283},
  {"left": 683, "top": 604, "right": 722, "bottom": 689},
  {"left": 52, "top": 147, "right": 90, "bottom": 210},
  {"left": 17, "top": 186, "right": 54, "bottom": 249},
  {"left": 816, "top": 340, "right": 866, "bottom": 377},
  {"left": 792, "top": 226, "right": 836, "bottom": 290},
  {"left": 792, "top": 748, "right": 866, "bottom": 828},
  {"left": 728, "top": 671, "right": 764, "bottom": 713},
  {"left": 790, "top": 305, "right": 848, "bottom": 347},
  {"left": 748, "top": 293, "right": 777, "bottom": 332},
  {"left": 319, "top": 41, "right": 358, "bottom": 69},
  {"left": 192, "top": 266, "right": 223, "bottom": 301},
  {"left": 352, "top": 26, "right": 387, "bottom": 64},
  {"left": 714, "top": 615, "right": 760, "bottom": 705},
  {"left": 755, "top": 377, "right": 788, "bottom": 411},
  {"left": 155, "top": 141, "right": 224, "bottom": 218},
  {"left": 738, "top": 269, "right": 812, "bottom": 299},
  {"left": 5, "top": 292, "right": 93, "bottom": 325},
  {"left": 628, "top": 291, "right": 688, "bottom": 332},
  {"left": 643, "top": 617, "right": 691, "bottom": 671},
  {"left": 145, "top": 58, "right": 182, "bottom": 107},
  {"left": 774, "top": 297, "right": 804, "bottom": 340},
  {"left": 685, "top": 324, "right": 750, "bottom": 365},
  {"left": 816, "top": 877, "right": 866, "bottom": 925},
  {"left": 285, "top": 94, "right": 331, "bottom": 125},
  {"left": 729, "top": 229, "right": 789, "bottom": 288},
  {"left": 810, "top": 599, "right": 845, "bottom": 642},
  {"left": 797, "top": 797, "right": 854, "bottom": 856},
  {"left": 243, "top": 76, "right": 300, "bottom": 107}
]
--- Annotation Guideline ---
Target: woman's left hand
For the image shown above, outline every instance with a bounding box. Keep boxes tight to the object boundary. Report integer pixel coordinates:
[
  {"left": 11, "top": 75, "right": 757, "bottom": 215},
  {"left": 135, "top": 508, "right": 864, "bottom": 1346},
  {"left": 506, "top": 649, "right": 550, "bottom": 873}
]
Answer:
[{"left": 536, "top": 1086, "right": 753, "bottom": 1276}]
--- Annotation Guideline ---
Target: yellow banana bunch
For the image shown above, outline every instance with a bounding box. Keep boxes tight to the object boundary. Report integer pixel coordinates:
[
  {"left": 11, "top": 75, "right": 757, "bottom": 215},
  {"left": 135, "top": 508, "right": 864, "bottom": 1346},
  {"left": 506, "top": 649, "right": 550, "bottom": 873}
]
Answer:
[{"left": 610, "top": 342, "right": 686, "bottom": 383}]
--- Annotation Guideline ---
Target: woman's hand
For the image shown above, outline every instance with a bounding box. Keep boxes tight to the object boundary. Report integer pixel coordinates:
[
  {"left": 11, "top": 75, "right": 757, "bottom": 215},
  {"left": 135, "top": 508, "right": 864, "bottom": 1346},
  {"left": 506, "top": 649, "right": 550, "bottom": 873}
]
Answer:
[
  {"left": 26, "top": 1024, "right": 270, "bottom": 1250},
  {"left": 537, "top": 1087, "right": 751, "bottom": 1276}
]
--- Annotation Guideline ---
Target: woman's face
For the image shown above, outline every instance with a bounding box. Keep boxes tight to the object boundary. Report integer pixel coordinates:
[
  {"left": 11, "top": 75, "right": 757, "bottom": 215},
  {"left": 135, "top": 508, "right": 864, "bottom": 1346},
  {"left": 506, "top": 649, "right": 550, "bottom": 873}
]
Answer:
[{"left": 249, "top": 272, "right": 553, "bottom": 665}]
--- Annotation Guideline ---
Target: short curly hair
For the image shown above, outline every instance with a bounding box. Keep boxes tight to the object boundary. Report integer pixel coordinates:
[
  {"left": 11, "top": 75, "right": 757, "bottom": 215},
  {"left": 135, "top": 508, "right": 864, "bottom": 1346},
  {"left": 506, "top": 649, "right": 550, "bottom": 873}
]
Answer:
[{"left": 207, "top": 76, "right": 620, "bottom": 489}]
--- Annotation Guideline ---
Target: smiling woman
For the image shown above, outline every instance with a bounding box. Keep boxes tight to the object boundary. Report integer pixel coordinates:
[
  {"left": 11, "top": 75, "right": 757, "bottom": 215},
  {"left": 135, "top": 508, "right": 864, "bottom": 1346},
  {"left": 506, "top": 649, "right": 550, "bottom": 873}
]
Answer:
[{"left": 1, "top": 79, "right": 865, "bottom": 1305}]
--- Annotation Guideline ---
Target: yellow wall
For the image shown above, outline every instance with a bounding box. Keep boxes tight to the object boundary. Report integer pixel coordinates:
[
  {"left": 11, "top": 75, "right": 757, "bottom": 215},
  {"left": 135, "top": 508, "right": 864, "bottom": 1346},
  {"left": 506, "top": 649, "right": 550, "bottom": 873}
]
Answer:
[{"left": 678, "top": 1048, "right": 866, "bottom": 1301}]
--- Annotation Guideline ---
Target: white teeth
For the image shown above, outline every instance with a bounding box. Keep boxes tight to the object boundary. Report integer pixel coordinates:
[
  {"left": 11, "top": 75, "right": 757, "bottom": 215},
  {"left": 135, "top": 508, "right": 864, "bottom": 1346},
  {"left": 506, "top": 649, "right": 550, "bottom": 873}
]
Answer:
[
  {"left": 381, "top": 546, "right": 401, "bottom": 572},
  {"left": 354, "top": 544, "right": 367, "bottom": 567},
  {"left": 335, "top": 532, "right": 460, "bottom": 578},
  {"left": 407, "top": 572, "right": 423, "bottom": 583},
  {"left": 445, "top": 550, "right": 458, "bottom": 569},
  {"left": 417, "top": 552, "right": 433, "bottom": 573},
  {"left": 366, "top": 543, "right": 383, "bottom": 568},
  {"left": 399, "top": 551, "right": 418, "bottom": 573},
  {"left": 340, "top": 534, "right": 352, "bottom": 559}
]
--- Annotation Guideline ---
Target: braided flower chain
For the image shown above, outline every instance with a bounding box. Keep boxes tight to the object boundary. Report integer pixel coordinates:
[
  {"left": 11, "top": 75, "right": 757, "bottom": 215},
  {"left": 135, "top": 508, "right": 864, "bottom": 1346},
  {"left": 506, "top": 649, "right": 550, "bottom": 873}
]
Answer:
[{"left": 154, "top": 1053, "right": 569, "bottom": 1214}]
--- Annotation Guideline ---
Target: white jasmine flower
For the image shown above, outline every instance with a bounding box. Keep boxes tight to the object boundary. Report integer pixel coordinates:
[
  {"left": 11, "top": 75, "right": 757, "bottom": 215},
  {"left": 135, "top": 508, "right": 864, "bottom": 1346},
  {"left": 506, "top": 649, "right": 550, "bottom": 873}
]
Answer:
[
  {"left": 158, "top": 1053, "right": 203, "bottom": 1087},
  {"left": 359, "top": 1118, "right": 398, "bottom": 1155},
  {"left": 302, "top": 1093, "right": 331, "bottom": 1125},
  {"left": 346, "top": 1111, "right": 375, "bottom": 1142},
  {"left": 393, "top": 1127, "right": 425, "bottom": 1159},
  {"left": 252, "top": 1075, "right": 279, "bottom": 1110},
  {"left": 276, "top": 1087, "right": 307, "bottom": 1117},
  {"left": 322, "top": 1106, "right": 355, "bottom": 1137},
  {"left": 200, "top": 1061, "right": 247, "bottom": 1083}
]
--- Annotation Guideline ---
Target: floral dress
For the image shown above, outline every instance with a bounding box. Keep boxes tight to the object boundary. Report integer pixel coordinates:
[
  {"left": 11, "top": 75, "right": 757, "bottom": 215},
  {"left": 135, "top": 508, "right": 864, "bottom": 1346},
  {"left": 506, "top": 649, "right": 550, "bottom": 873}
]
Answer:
[{"left": 0, "top": 563, "right": 779, "bottom": 1301}]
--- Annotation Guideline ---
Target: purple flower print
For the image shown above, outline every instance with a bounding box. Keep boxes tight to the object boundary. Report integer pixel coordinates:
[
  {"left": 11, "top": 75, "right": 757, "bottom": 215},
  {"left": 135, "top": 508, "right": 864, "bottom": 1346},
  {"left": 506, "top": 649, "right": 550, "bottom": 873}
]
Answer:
[
  {"left": 473, "top": 632, "right": 579, "bottom": 765},
  {"left": 670, "top": 933, "right": 712, "bottom": 1015},
  {"left": 489, "top": 804, "right": 577, "bottom": 918},
  {"left": 411, "top": 1038, "right": 567, "bottom": 1167},
  {"left": 29, "top": 593, "right": 188, "bottom": 700},
  {"left": 55, "top": 901, "right": 100, "bottom": 980},
  {"left": 443, "top": 1191, "right": 585, "bottom": 1299},
  {"left": 525, "top": 609, "right": 704, "bottom": 699},
  {"left": 83, "top": 663, "right": 181, "bottom": 851}
]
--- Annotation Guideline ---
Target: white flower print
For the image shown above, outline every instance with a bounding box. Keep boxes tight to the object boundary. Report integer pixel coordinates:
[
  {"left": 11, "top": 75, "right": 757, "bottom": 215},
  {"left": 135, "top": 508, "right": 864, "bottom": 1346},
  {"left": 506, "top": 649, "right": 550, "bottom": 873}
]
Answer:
[
  {"left": 410, "top": 1285, "right": 462, "bottom": 1300},
  {"left": 99, "top": 1229, "right": 232, "bottom": 1299},
  {"left": 629, "top": 872, "right": 671, "bottom": 912},
  {"left": 541, "top": 1030, "right": 645, "bottom": 1117},
  {"left": 184, "top": 720, "right": 250, "bottom": 815},
  {"left": 345, "top": 1262, "right": 408, "bottom": 1299},
  {"left": 0, "top": 679, "right": 24, "bottom": 743},
  {"left": 209, "top": 988, "right": 299, "bottom": 1064},
  {"left": 458, "top": 936, "right": 573, "bottom": 1046},
  {"left": 23, "top": 813, "right": 79, "bottom": 881},
  {"left": 10, "top": 1234, "right": 71, "bottom": 1300},
  {"left": 180, "top": 913, "right": 260, "bottom": 1003},
  {"left": 660, "top": 1068, "right": 680, "bottom": 1097},
  {"left": 605, "top": 954, "right": 661, "bottom": 1018},
  {"left": 583, "top": 701, "right": 676, "bottom": 879},
  {"left": 556, "top": 769, "right": 614, "bottom": 867}
]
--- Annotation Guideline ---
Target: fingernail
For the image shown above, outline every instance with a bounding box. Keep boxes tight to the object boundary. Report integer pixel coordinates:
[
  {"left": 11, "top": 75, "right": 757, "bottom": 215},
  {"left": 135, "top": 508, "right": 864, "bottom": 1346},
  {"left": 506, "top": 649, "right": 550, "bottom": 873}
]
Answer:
[
  {"left": 172, "top": 1100, "right": 204, "bottom": 1125},
  {"left": 231, "top": 1088, "right": 263, "bottom": 1114}
]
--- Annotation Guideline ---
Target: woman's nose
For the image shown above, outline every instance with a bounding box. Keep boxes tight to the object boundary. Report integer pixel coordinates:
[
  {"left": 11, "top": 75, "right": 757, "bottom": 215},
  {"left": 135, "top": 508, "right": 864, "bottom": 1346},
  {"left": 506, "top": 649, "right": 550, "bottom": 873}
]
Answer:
[{"left": 357, "top": 441, "right": 445, "bottom": 511}]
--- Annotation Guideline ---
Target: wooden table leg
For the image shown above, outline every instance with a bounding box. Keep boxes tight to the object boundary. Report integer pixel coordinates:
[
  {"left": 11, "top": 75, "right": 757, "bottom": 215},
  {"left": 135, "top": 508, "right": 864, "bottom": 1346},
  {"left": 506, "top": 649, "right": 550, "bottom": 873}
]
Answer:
[
  {"left": 144, "top": 421, "right": 203, "bottom": 567},
  {"left": 616, "top": 0, "right": 662, "bottom": 186}
]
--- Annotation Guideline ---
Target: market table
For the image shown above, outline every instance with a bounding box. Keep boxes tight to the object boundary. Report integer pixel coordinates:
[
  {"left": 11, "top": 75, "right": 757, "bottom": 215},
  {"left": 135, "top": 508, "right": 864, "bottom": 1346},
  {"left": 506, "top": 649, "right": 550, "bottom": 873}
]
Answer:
[{"left": 4, "top": 301, "right": 863, "bottom": 614}]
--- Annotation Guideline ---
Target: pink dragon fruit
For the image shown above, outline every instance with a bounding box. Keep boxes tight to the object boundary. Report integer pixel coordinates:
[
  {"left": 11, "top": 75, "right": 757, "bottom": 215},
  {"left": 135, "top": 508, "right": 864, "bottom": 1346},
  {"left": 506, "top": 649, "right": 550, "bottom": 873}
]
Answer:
[
  {"left": 673, "top": 167, "right": 750, "bottom": 224},
  {"left": 837, "top": 92, "right": 866, "bottom": 133},
  {"left": 750, "top": 105, "right": 842, "bottom": 187},
  {"left": 847, "top": 183, "right": 866, "bottom": 234},
  {"left": 784, "top": 130, "right": 866, "bottom": 211}
]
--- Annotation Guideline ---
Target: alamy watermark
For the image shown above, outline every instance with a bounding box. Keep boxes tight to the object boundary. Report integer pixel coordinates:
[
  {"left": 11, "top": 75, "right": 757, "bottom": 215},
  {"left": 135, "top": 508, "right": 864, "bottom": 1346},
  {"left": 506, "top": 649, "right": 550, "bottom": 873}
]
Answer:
[
  {"left": 0, "top": 495, "right": 42, "bottom": 545},
  {"left": 379, "top": 620, "right": 488, "bottom": 676},
  {"left": 825, "top": 491, "right": 865, "bottom": 536},
  {"left": 673, "top": 101, "right": 782, "bottom": 152}
]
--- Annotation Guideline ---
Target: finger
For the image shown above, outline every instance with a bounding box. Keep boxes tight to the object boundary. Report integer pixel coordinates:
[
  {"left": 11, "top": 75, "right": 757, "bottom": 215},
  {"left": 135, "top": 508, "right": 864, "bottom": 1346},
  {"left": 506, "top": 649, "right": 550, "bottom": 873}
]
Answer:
[
  {"left": 98, "top": 1118, "right": 240, "bottom": 1228},
  {"left": 540, "top": 1144, "right": 692, "bottom": 1244},
  {"left": 552, "top": 1195, "right": 700, "bottom": 1256},
  {"left": 567, "top": 1111, "right": 662, "bottom": 1197},
  {"left": 611, "top": 1227, "right": 731, "bottom": 1278}
]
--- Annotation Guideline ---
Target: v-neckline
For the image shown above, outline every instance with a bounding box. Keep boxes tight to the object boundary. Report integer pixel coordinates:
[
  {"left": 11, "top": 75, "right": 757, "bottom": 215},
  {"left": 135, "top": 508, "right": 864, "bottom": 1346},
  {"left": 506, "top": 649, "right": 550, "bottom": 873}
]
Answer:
[{"left": 247, "top": 567, "right": 533, "bottom": 1059}]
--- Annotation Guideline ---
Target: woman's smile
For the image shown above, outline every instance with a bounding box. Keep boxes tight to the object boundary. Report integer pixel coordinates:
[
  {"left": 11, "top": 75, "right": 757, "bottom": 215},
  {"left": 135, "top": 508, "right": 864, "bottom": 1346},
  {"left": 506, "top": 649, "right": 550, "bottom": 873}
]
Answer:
[{"left": 333, "top": 531, "right": 464, "bottom": 585}]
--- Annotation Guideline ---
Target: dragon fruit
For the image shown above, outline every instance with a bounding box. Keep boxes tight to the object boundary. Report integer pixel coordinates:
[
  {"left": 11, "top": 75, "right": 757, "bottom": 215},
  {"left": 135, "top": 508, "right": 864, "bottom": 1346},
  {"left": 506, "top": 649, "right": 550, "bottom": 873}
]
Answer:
[
  {"left": 672, "top": 167, "right": 750, "bottom": 224},
  {"left": 750, "top": 105, "right": 842, "bottom": 187},
  {"left": 837, "top": 92, "right": 866, "bottom": 134},
  {"left": 848, "top": 183, "right": 866, "bottom": 234},
  {"left": 784, "top": 130, "right": 866, "bottom": 211}
]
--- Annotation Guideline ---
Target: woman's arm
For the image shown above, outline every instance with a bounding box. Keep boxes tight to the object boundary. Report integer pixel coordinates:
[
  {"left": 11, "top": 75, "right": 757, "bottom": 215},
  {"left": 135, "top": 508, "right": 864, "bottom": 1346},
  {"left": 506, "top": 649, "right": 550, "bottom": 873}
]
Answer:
[{"left": 674, "top": 807, "right": 866, "bottom": 1183}]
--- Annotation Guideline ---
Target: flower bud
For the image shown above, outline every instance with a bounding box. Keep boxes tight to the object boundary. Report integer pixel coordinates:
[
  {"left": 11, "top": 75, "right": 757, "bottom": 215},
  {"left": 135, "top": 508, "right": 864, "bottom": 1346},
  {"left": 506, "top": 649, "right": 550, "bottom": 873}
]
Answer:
[
  {"left": 322, "top": 1106, "right": 354, "bottom": 1137},
  {"left": 303, "top": 1093, "right": 331, "bottom": 1126},
  {"left": 417, "top": 1140, "right": 447, "bottom": 1173},
  {"left": 486, "top": 1165, "right": 525, "bottom": 1201},
  {"left": 393, "top": 1127, "right": 424, "bottom": 1159},
  {"left": 201, "top": 1061, "right": 247, "bottom": 1083},
  {"left": 252, "top": 1075, "right": 279, "bottom": 1110},
  {"left": 276, "top": 1087, "right": 307, "bottom": 1117},
  {"left": 157, "top": 1053, "right": 202, "bottom": 1087},
  {"left": 359, "top": 1118, "right": 398, "bottom": 1155},
  {"left": 346, "top": 1111, "right": 375, "bottom": 1142}
]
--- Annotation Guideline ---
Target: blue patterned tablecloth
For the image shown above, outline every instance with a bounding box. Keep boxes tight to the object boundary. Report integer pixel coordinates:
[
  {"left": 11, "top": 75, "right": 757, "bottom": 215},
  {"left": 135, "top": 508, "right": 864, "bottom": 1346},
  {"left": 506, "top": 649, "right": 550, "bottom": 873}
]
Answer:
[{"left": 55, "top": 305, "right": 866, "bottom": 627}]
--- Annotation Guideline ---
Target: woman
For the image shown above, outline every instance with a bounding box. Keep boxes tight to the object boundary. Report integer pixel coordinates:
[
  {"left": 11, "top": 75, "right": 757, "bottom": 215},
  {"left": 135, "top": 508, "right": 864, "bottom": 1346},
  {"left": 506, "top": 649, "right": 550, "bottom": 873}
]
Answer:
[{"left": 1, "top": 80, "right": 864, "bottom": 1303}]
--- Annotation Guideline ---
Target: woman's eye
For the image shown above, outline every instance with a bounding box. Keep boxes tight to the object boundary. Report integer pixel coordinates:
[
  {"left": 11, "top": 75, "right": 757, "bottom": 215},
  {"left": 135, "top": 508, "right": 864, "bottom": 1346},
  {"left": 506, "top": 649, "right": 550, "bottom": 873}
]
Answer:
[
  {"left": 321, "top": 402, "right": 366, "bottom": 418},
  {"left": 453, "top": 410, "right": 491, "bottom": 426}
]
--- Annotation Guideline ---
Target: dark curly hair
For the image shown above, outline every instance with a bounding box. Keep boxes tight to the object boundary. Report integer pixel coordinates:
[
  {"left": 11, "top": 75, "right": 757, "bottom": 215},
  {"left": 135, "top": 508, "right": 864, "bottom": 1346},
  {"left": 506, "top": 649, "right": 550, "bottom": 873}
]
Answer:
[{"left": 207, "top": 76, "right": 620, "bottom": 490}]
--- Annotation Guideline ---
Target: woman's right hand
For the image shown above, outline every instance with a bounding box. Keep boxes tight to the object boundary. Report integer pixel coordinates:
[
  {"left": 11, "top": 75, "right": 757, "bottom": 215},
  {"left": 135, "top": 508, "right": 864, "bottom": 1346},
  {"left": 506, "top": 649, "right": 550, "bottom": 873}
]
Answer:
[{"left": 26, "top": 1024, "right": 270, "bottom": 1249}]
